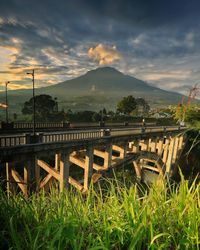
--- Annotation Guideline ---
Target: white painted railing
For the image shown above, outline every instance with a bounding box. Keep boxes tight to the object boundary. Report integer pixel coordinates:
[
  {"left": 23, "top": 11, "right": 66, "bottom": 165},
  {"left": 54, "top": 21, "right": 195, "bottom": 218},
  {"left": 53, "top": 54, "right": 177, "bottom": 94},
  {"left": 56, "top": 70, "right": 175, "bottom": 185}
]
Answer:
[
  {"left": 43, "top": 130, "right": 104, "bottom": 143},
  {"left": 0, "top": 135, "right": 26, "bottom": 147},
  {"left": 0, "top": 126, "right": 185, "bottom": 148}
]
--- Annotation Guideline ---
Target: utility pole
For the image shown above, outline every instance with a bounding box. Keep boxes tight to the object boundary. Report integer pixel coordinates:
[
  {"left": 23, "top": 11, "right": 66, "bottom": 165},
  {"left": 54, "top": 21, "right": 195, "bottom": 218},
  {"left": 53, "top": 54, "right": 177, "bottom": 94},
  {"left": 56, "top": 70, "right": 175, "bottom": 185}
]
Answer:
[
  {"left": 5, "top": 81, "right": 10, "bottom": 123},
  {"left": 27, "top": 69, "right": 36, "bottom": 135},
  {"left": 101, "top": 109, "right": 103, "bottom": 123}
]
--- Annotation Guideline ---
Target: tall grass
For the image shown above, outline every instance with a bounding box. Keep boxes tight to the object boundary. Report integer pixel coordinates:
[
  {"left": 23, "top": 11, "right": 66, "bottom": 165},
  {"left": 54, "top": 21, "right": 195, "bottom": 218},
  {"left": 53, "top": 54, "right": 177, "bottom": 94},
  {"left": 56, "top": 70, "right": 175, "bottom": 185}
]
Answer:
[{"left": 0, "top": 174, "right": 199, "bottom": 250}]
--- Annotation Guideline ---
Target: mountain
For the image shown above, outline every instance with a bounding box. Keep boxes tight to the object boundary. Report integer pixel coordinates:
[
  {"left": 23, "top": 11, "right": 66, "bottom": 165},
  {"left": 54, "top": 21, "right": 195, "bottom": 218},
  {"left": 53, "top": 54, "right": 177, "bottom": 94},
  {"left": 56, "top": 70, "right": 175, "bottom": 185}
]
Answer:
[
  {"left": 0, "top": 67, "right": 186, "bottom": 113},
  {"left": 43, "top": 67, "right": 155, "bottom": 96}
]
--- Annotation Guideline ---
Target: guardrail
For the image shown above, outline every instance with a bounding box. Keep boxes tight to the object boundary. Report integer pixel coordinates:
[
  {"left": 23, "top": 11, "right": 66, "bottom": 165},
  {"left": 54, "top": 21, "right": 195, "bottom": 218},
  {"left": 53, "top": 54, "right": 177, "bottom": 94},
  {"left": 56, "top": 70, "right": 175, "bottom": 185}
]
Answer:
[
  {"left": 110, "top": 126, "right": 183, "bottom": 136},
  {"left": 0, "top": 126, "right": 185, "bottom": 148},
  {"left": 0, "top": 121, "right": 157, "bottom": 131}
]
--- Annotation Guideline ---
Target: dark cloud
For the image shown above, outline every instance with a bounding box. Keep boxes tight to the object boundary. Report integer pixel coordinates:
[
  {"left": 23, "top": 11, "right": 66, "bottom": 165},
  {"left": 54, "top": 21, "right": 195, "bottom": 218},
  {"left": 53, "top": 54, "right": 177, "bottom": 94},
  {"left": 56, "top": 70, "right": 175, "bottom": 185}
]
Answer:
[{"left": 0, "top": 0, "right": 200, "bottom": 92}]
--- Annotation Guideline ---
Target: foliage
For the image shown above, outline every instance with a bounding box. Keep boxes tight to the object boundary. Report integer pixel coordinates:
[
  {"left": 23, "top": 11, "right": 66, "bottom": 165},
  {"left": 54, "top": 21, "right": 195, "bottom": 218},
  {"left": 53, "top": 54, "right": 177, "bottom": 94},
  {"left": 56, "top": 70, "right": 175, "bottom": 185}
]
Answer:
[
  {"left": 155, "top": 118, "right": 176, "bottom": 126},
  {"left": 64, "top": 108, "right": 173, "bottom": 125},
  {"left": 92, "top": 112, "right": 101, "bottom": 122},
  {"left": 117, "top": 95, "right": 137, "bottom": 115},
  {"left": 65, "top": 109, "right": 107, "bottom": 122},
  {"left": 13, "top": 113, "right": 17, "bottom": 121},
  {"left": 174, "top": 104, "right": 185, "bottom": 122},
  {"left": 185, "top": 106, "right": 200, "bottom": 128},
  {"left": 174, "top": 105, "right": 200, "bottom": 128},
  {"left": 22, "top": 95, "right": 65, "bottom": 122},
  {"left": 178, "top": 130, "right": 200, "bottom": 180},
  {"left": 22, "top": 94, "right": 57, "bottom": 120},
  {"left": 67, "top": 110, "right": 96, "bottom": 122},
  {"left": 135, "top": 97, "right": 150, "bottom": 116},
  {"left": 0, "top": 176, "right": 199, "bottom": 250},
  {"left": 102, "top": 108, "right": 107, "bottom": 115}
]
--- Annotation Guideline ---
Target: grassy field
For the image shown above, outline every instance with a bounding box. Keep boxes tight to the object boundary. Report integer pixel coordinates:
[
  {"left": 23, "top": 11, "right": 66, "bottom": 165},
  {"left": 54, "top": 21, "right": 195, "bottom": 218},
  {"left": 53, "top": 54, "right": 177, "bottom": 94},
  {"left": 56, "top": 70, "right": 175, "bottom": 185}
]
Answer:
[{"left": 0, "top": 174, "right": 199, "bottom": 250}]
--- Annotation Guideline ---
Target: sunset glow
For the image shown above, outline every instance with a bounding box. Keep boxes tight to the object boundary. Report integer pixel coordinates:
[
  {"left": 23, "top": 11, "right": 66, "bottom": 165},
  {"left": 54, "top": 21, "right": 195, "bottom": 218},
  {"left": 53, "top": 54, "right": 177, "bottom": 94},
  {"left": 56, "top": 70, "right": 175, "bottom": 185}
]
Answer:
[{"left": 0, "top": 0, "right": 199, "bottom": 97}]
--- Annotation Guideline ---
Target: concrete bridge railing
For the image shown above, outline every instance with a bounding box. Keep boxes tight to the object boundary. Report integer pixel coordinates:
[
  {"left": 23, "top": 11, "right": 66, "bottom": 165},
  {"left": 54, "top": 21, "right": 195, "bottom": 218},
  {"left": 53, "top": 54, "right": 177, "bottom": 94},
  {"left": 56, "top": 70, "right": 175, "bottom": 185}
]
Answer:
[{"left": 0, "top": 126, "right": 184, "bottom": 148}]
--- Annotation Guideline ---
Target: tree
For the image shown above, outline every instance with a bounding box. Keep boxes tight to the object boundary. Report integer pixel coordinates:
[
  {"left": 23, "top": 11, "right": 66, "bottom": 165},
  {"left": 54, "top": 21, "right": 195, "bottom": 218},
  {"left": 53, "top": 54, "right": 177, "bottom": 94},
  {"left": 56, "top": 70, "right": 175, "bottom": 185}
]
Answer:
[
  {"left": 22, "top": 94, "right": 58, "bottom": 122},
  {"left": 13, "top": 113, "right": 17, "bottom": 121},
  {"left": 174, "top": 104, "right": 185, "bottom": 123},
  {"left": 102, "top": 108, "right": 107, "bottom": 115},
  {"left": 174, "top": 104, "right": 200, "bottom": 128},
  {"left": 92, "top": 112, "right": 101, "bottom": 122},
  {"left": 185, "top": 106, "right": 200, "bottom": 128},
  {"left": 117, "top": 95, "right": 137, "bottom": 115},
  {"left": 135, "top": 98, "right": 150, "bottom": 116}
]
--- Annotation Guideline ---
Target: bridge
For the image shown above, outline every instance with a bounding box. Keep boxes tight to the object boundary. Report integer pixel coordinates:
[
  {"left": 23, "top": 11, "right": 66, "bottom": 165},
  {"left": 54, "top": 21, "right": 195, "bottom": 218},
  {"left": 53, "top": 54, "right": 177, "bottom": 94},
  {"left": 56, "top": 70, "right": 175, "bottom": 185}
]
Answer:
[
  {"left": 0, "top": 125, "right": 186, "bottom": 197},
  {"left": 0, "top": 121, "right": 156, "bottom": 133}
]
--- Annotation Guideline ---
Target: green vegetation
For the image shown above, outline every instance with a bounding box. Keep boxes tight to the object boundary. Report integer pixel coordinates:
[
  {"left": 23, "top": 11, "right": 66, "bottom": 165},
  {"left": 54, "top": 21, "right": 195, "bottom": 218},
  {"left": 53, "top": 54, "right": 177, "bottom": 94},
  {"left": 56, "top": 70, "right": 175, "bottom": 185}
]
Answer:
[
  {"left": 185, "top": 106, "right": 200, "bottom": 129},
  {"left": 4, "top": 94, "right": 152, "bottom": 123},
  {"left": 174, "top": 104, "right": 200, "bottom": 129},
  {"left": 22, "top": 94, "right": 66, "bottom": 122},
  {"left": 117, "top": 95, "right": 137, "bottom": 115},
  {"left": 179, "top": 129, "right": 200, "bottom": 180},
  {"left": 117, "top": 96, "right": 150, "bottom": 116},
  {"left": 0, "top": 175, "right": 199, "bottom": 250}
]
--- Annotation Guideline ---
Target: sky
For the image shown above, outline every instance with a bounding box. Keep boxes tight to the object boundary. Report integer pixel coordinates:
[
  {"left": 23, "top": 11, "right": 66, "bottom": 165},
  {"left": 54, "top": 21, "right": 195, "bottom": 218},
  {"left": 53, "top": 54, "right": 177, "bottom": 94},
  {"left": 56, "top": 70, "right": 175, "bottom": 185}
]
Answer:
[{"left": 0, "top": 0, "right": 200, "bottom": 97}]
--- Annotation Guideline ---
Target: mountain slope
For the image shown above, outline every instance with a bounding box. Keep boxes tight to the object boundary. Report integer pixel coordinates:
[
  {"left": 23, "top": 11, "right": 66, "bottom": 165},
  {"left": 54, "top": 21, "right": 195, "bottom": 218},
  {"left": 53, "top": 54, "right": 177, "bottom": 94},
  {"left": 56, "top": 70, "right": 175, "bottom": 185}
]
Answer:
[
  {"left": 0, "top": 67, "right": 186, "bottom": 113},
  {"left": 40, "top": 66, "right": 184, "bottom": 106},
  {"left": 43, "top": 67, "right": 156, "bottom": 96}
]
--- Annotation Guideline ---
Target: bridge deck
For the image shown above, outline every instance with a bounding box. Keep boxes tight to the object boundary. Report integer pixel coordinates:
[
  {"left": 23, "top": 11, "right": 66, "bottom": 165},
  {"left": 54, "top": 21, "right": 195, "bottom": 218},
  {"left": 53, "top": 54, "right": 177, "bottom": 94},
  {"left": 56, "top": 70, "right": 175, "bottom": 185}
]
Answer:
[{"left": 0, "top": 126, "right": 185, "bottom": 162}]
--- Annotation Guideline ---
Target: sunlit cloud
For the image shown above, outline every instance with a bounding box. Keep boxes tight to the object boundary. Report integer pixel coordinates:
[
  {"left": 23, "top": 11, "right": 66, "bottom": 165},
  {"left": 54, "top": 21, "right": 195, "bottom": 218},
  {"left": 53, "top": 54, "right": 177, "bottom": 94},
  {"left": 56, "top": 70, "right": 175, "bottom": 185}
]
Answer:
[
  {"left": 0, "top": 0, "right": 200, "bottom": 94},
  {"left": 42, "top": 47, "right": 66, "bottom": 65},
  {"left": 0, "top": 45, "right": 21, "bottom": 82},
  {"left": 88, "top": 44, "right": 121, "bottom": 65},
  {"left": 0, "top": 45, "right": 20, "bottom": 65},
  {"left": 6, "top": 83, "right": 30, "bottom": 90},
  {"left": 142, "top": 70, "right": 191, "bottom": 82}
]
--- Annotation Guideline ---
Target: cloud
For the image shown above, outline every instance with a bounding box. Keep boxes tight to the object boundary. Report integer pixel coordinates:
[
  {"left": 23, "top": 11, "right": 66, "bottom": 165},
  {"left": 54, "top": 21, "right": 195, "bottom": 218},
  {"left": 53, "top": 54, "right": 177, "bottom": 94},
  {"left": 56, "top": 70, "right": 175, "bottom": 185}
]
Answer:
[
  {"left": 88, "top": 44, "right": 121, "bottom": 65},
  {"left": 0, "top": 0, "right": 200, "bottom": 93},
  {"left": 5, "top": 83, "right": 30, "bottom": 90},
  {"left": 142, "top": 70, "right": 191, "bottom": 82}
]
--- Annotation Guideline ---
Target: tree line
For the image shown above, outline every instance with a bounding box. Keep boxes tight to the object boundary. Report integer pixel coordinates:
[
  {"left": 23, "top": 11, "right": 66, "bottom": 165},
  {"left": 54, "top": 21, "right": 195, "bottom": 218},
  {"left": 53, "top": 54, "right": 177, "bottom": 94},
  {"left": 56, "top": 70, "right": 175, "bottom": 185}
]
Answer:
[{"left": 20, "top": 94, "right": 150, "bottom": 122}]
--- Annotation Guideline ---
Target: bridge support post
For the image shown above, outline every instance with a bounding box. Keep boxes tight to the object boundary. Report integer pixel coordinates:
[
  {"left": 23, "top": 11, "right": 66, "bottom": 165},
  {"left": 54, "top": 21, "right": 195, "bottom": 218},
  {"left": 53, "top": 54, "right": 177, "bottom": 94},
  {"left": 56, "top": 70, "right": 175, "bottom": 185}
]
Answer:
[
  {"left": 27, "top": 156, "right": 37, "bottom": 194},
  {"left": 157, "top": 137, "right": 164, "bottom": 156},
  {"left": 35, "top": 161, "right": 40, "bottom": 192},
  {"left": 149, "top": 138, "right": 157, "bottom": 152},
  {"left": 140, "top": 139, "right": 149, "bottom": 151},
  {"left": 162, "top": 137, "right": 170, "bottom": 165},
  {"left": 166, "top": 137, "right": 175, "bottom": 174},
  {"left": 24, "top": 165, "right": 29, "bottom": 196},
  {"left": 172, "top": 137, "right": 179, "bottom": 164},
  {"left": 178, "top": 135, "right": 184, "bottom": 151},
  {"left": 60, "top": 152, "right": 70, "bottom": 191},
  {"left": 84, "top": 145, "right": 94, "bottom": 191},
  {"left": 6, "top": 162, "right": 14, "bottom": 196},
  {"left": 122, "top": 141, "right": 128, "bottom": 158},
  {"left": 104, "top": 142, "right": 112, "bottom": 169},
  {"left": 55, "top": 153, "right": 61, "bottom": 170},
  {"left": 132, "top": 139, "right": 139, "bottom": 153}
]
